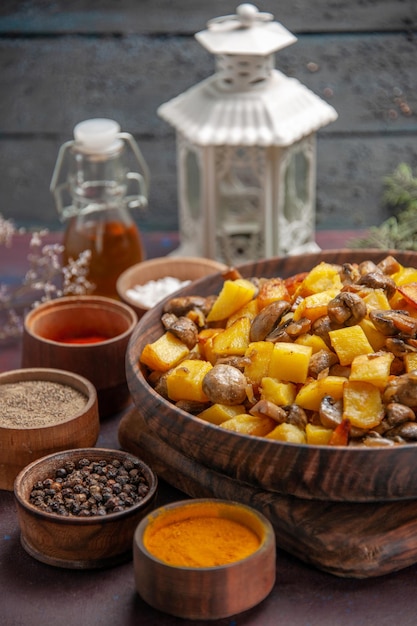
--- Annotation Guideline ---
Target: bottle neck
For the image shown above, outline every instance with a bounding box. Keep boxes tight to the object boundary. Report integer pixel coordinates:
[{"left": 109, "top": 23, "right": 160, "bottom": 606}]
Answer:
[
  {"left": 69, "top": 180, "right": 129, "bottom": 217},
  {"left": 65, "top": 148, "right": 129, "bottom": 218}
]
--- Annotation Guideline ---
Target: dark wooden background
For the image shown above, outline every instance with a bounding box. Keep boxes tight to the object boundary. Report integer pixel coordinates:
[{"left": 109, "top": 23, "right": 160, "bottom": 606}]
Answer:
[{"left": 0, "top": 0, "right": 416, "bottom": 235}]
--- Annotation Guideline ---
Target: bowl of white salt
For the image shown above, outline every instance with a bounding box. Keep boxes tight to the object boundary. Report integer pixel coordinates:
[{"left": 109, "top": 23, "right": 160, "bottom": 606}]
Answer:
[
  {"left": 0, "top": 367, "right": 99, "bottom": 491},
  {"left": 116, "top": 256, "right": 227, "bottom": 318}
]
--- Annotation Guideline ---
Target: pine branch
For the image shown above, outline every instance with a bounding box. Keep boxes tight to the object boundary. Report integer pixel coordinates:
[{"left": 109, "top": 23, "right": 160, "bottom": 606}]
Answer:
[{"left": 350, "top": 164, "right": 417, "bottom": 250}]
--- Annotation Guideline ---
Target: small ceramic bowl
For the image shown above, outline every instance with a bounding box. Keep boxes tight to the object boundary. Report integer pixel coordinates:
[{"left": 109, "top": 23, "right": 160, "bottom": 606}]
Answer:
[
  {"left": 0, "top": 367, "right": 99, "bottom": 491},
  {"left": 133, "top": 499, "right": 276, "bottom": 620},
  {"left": 21, "top": 295, "right": 138, "bottom": 417},
  {"left": 116, "top": 256, "right": 227, "bottom": 318},
  {"left": 14, "top": 448, "right": 158, "bottom": 569}
]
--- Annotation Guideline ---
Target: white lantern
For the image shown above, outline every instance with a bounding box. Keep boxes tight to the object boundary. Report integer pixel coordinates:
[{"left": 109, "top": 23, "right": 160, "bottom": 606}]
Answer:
[{"left": 158, "top": 3, "right": 338, "bottom": 265}]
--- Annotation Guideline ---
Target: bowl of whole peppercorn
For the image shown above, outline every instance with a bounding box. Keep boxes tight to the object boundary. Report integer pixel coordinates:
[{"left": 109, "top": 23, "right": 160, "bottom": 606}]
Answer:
[{"left": 14, "top": 447, "right": 158, "bottom": 569}]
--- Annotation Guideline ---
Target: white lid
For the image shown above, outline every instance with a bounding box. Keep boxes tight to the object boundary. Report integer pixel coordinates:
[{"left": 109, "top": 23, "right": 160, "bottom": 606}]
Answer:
[
  {"left": 73, "top": 118, "right": 123, "bottom": 154},
  {"left": 196, "top": 3, "right": 296, "bottom": 56}
]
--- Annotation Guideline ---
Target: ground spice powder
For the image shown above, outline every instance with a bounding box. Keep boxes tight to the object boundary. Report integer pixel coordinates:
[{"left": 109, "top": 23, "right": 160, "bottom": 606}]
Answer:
[
  {"left": 0, "top": 380, "right": 87, "bottom": 428},
  {"left": 144, "top": 515, "right": 261, "bottom": 567}
]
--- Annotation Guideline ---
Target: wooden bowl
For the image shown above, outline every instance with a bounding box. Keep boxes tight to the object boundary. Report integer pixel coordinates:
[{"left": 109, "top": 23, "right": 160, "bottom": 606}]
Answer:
[
  {"left": 0, "top": 367, "right": 99, "bottom": 491},
  {"left": 126, "top": 249, "right": 417, "bottom": 503},
  {"left": 14, "top": 447, "right": 158, "bottom": 569},
  {"left": 133, "top": 499, "right": 276, "bottom": 620},
  {"left": 116, "top": 256, "right": 227, "bottom": 318},
  {"left": 22, "top": 295, "right": 138, "bottom": 417}
]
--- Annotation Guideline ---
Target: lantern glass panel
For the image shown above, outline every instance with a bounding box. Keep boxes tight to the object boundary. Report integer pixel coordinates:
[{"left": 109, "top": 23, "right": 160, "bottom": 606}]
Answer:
[
  {"left": 185, "top": 149, "right": 201, "bottom": 221},
  {"left": 283, "top": 149, "right": 310, "bottom": 221},
  {"left": 216, "top": 146, "right": 264, "bottom": 264}
]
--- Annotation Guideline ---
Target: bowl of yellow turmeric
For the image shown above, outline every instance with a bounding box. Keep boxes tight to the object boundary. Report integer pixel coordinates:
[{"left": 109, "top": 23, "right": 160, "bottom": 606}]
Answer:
[
  {"left": 133, "top": 498, "right": 276, "bottom": 620},
  {"left": 126, "top": 249, "right": 417, "bottom": 503}
]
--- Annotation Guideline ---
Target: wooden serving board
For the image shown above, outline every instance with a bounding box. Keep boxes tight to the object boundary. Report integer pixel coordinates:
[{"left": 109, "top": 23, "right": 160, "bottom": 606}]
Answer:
[{"left": 118, "top": 407, "right": 417, "bottom": 579}]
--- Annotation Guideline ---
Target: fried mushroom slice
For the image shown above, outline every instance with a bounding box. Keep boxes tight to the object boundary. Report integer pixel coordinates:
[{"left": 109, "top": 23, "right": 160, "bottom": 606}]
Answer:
[
  {"left": 283, "top": 317, "right": 312, "bottom": 339},
  {"left": 358, "top": 260, "right": 378, "bottom": 275},
  {"left": 385, "top": 337, "right": 417, "bottom": 357},
  {"left": 370, "top": 310, "right": 417, "bottom": 337},
  {"left": 340, "top": 263, "right": 361, "bottom": 285},
  {"left": 175, "top": 400, "right": 210, "bottom": 414},
  {"left": 359, "top": 432, "right": 398, "bottom": 447},
  {"left": 383, "top": 370, "right": 417, "bottom": 407},
  {"left": 319, "top": 396, "right": 343, "bottom": 429},
  {"left": 249, "top": 399, "right": 287, "bottom": 423},
  {"left": 215, "top": 355, "right": 251, "bottom": 371},
  {"left": 284, "top": 404, "right": 308, "bottom": 429},
  {"left": 385, "top": 422, "right": 417, "bottom": 441},
  {"left": 311, "top": 316, "right": 335, "bottom": 348},
  {"left": 357, "top": 271, "right": 397, "bottom": 299},
  {"left": 250, "top": 401, "right": 308, "bottom": 428},
  {"left": 327, "top": 292, "right": 367, "bottom": 326},
  {"left": 148, "top": 370, "right": 169, "bottom": 399},
  {"left": 377, "top": 255, "right": 402, "bottom": 275},
  {"left": 161, "top": 312, "right": 198, "bottom": 349},
  {"left": 163, "top": 295, "right": 216, "bottom": 317},
  {"left": 308, "top": 350, "right": 339, "bottom": 378},
  {"left": 202, "top": 364, "right": 248, "bottom": 405},
  {"left": 374, "top": 402, "right": 416, "bottom": 435},
  {"left": 250, "top": 300, "right": 291, "bottom": 342}
]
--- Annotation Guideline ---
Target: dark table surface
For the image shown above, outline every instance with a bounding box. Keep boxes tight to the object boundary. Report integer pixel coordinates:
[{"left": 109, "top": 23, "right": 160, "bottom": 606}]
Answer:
[{"left": 3, "top": 230, "right": 417, "bottom": 626}]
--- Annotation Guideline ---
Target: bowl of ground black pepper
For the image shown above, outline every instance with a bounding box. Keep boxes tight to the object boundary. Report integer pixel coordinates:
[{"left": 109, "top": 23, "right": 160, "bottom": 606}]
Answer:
[
  {"left": 0, "top": 367, "right": 99, "bottom": 491},
  {"left": 14, "top": 447, "right": 158, "bottom": 568}
]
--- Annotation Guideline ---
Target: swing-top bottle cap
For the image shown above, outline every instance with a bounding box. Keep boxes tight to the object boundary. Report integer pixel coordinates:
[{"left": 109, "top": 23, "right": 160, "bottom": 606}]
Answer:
[{"left": 73, "top": 118, "right": 123, "bottom": 155}]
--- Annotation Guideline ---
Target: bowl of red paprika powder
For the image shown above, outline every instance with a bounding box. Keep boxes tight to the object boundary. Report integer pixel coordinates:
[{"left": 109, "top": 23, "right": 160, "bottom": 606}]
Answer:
[{"left": 22, "top": 295, "right": 138, "bottom": 417}]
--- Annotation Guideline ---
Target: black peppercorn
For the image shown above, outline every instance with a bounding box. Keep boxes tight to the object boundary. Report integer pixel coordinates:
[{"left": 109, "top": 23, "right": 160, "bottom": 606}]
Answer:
[{"left": 28, "top": 456, "right": 150, "bottom": 517}]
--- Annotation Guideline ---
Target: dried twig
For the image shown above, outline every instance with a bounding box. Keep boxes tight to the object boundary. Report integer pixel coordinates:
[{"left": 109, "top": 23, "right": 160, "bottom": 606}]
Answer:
[{"left": 0, "top": 215, "right": 93, "bottom": 343}]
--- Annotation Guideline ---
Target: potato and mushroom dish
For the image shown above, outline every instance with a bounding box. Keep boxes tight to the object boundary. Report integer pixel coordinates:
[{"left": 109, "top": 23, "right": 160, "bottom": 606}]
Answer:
[{"left": 139, "top": 255, "right": 417, "bottom": 447}]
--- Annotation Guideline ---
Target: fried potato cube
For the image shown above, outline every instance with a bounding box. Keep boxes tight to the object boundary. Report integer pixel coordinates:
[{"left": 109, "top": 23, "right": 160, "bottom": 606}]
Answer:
[
  {"left": 197, "top": 328, "right": 223, "bottom": 364},
  {"left": 295, "top": 375, "right": 347, "bottom": 411},
  {"left": 265, "top": 423, "right": 306, "bottom": 443},
  {"left": 226, "top": 299, "right": 259, "bottom": 327},
  {"left": 268, "top": 342, "right": 312, "bottom": 384},
  {"left": 284, "top": 272, "right": 308, "bottom": 297},
  {"left": 298, "top": 262, "right": 343, "bottom": 297},
  {"left": 404, "top": 352, "right": 417, "bottom": 373},
  {"left": 220, "top": 414, "right": 276, "bottom": 437},
  {"left": 305, "top": 423, "right": 334, "bottom": 446},
  {"left": 244, "top": 341, "right": 274, "bottom": 384},
  {"left": 329, "top": 325, "right": 373, "bottom": 366},
  {"left": 260, "top": 377, "right": 297, "bottom": 406},
  {"left": 140, "top": 331, "right": 190, "bottom": 372},
  {"left": 359, "top": 319, "right": 387, "bottom": 351},
  {"left": 362, "top": 288, "right": 391, "bottom": 311},
  {"left": 343, "top": 380, "right": 384, "bottom": 429},
  {"left": 392, "top": 266, "right": 417, "bottom": 286},
  {"left": 349, "top": 352, "right": 394, "bottom": 388},
  {"left": 256, "top": 277, "right": 290, "bottom": 309},
  {"left": 397, "top": 282, "right": 417, "bottom": 309},
  {"left": 166, "top": 359, "right": 213, "bottom": 402},
  {"left": 206, "top": 279, "right": 257, "bottom": 322},
  {"left": 212, "top": 316, "right": 251, "bottom": 357},
  {"left": 295, "top": 333, "right": 331, "bottom": 354},
  {"left": 292, "top": 289, "right": 339, "bottom": 322},
  {"left": 197, "top": 403, "right": 247, "bottom": 426}
]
